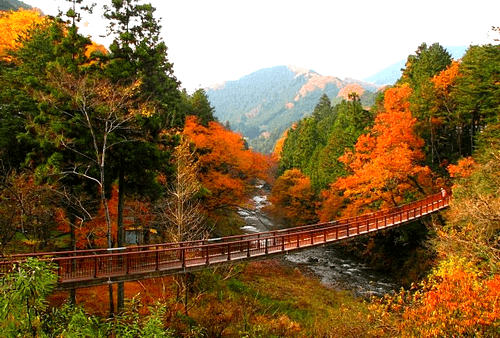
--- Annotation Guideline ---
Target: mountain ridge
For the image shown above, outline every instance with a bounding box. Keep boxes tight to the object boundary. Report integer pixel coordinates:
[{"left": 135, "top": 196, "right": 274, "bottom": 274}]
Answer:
[
  {"left": 206, "top": 65, "right": 379, "bottom": 153},
  {"left": 206, "top": 45, "right": 469, "bottom": 154}
]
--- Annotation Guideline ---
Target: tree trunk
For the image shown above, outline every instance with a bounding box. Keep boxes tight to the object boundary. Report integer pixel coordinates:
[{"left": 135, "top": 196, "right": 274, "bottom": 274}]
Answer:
[
  {"left": 184, "top": 273, "right": 189, "bottom": 315},
  {"left": 69, "top": 215, "right": 76, "bottom": 305},
  {"left": 117, "top": 164, "right": 125, "bottom": 311},
  {"left": 108, "top": 284, "right": 114, "bottom": 318}
]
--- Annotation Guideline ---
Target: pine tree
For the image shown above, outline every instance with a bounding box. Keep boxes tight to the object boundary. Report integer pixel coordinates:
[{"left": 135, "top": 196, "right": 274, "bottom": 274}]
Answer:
[
  {"left": 104, "top": 0, "right": 183, "bottom": 129},
  {"left": 452, "top": 44, "right": 500, "bottom": 157},
  {"left": 188, "top": 88, "right": 216, "bottom": 126}
]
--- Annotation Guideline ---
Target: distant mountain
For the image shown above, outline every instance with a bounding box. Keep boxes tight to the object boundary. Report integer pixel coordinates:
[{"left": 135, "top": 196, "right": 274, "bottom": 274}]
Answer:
[
  {"left": 206, "top": 65, "right": 379, "bottom": 154},
  {"left": 363, "top": 45, "right": 469, "bottom": 85},
  {"left": 362, "top": 59, "right": 406, "bottom": 86},
  {"left": 0, "top": 0, "right": 32, "bottom": 11}
]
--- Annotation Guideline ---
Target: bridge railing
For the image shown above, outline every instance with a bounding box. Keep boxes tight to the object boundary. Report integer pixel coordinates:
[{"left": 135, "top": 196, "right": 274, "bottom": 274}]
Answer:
[{"left": 0, "top": 192, "right": 450, "bottom": 285}]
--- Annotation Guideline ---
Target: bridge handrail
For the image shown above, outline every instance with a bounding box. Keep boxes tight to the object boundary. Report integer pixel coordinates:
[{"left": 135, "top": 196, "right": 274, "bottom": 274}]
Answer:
[
  {"left": 0, "top": 192, "right": 449, "bottom": 261},
  {"left": 0, "top": 192, "right": 450, "bottom": 286}
]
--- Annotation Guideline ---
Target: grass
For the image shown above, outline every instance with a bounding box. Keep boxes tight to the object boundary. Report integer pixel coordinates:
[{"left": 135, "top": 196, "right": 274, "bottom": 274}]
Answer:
[{"left": 49, "top": 258, "right": 384, "bottom": 337}]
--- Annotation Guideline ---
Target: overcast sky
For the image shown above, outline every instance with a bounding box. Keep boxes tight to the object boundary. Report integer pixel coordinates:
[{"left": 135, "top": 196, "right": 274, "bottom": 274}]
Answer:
[{"left": 25, "top": 0, "right": 500, "bottom": 93}]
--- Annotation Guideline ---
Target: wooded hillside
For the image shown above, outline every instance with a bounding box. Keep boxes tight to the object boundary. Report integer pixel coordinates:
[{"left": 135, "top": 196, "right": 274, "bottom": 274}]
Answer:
[
  {"left": 1, "top": 2, "right": 500, "bottom": 336},
  {"left": 206, "top": 65, "right": 378, "bottom": 153},
  {"left": 267, "top": 39, "right": 500, "bottom": 337}
]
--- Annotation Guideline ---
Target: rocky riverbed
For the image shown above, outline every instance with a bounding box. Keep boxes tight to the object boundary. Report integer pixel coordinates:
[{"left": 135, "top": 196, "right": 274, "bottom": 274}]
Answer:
[
  {"left": 238, "top": 186, "right": 399, "bottom": 298},
  {"left": 283, "top": 246, "right": 399, "bottom": 298}
]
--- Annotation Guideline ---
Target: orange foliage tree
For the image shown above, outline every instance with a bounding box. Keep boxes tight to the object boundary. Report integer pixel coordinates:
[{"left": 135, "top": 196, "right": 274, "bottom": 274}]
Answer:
[
  {"left": 371, "top": 258, "right": 500, "bottom": 337},
  {"left": 317, "top": 185, "right": 344, "bottom": 223},
  {"left": 272, "top": 129, "right": 288, "bottom": 160},
  {"left": 0, "top": 171, "right": 67, "bottom": 252},
  {"left": 0, "top": 9, "right": 46, "bottom": 61},
  {"left": 447, "top": 156, "right": 476, "bottom": 179},
  {"left": 82, "top": 41, "right": 108, "bottom": 66},
  {"left": 63, "top": 184, "right": 153, "bottom": 249},
  {"left": 431, "top": 60, "right": 460, "bottom": 93},
  {"left": 267, "top": 168, "right": 317, "bottom": 227},
  {"left": 328, "top": 85, "right": 432, "bottom": 216},
  {"left": 183, "top": 116, "right": 272, "bottom": 215}
]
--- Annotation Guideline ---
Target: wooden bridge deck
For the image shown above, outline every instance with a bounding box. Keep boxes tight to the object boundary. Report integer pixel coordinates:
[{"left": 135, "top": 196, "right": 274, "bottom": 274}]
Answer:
[{"left": 0, "top": 193, "right": 450, "bottom": 290}]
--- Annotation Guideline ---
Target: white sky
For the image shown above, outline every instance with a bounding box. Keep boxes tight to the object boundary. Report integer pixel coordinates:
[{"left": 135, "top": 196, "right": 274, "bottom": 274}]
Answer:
[{"left": 24, "top": 0, "right": 500, "bottom": 93}]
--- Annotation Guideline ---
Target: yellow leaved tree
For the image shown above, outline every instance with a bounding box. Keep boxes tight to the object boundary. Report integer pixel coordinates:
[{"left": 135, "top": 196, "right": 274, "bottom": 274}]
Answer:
[{"left": 0, "top": 9, "right": 46, "bottom": 61}]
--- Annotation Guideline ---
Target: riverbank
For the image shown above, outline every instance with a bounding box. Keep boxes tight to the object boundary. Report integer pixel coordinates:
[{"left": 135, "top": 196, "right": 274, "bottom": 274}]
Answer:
[
  {"left": 239, "top": 185, "right": 400, "bottom": 298},
  {"left": 282, "top": 246, "right": 399, "bottom": 298}
]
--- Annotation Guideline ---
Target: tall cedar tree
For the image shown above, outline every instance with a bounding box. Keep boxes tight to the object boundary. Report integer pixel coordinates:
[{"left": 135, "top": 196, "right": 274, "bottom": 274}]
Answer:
[
  {"left": 103, "top": 0, "right": 182, "bottom": 246},
  {"left": 104, "top": 0, "right": 182, "bottom": 130},
  {"left": 278, "top": 96, "right": 372, "bottom": 191},
  {"left": 0, "top": 9, "right": 49, "bottom": 169},
  {"left": 188, "top": 88, "right": 217, "bottom": 126},
  {"left": 452, "top": 44, "right": 500, "bottom": 158},
  {"left": 103, "top": 0, "right": 184, "bottom": 311}
]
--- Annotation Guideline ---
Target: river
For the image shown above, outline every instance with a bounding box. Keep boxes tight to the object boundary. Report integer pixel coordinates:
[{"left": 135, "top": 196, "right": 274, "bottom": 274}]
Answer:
[{"left": 238, "top": 186, "right": 399, "bottom": 298}]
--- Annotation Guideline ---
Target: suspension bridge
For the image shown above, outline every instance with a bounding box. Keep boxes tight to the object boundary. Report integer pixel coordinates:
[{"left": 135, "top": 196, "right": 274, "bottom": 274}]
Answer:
[{"left": 0, "top": 192, "right": 450, "bottom": 290}]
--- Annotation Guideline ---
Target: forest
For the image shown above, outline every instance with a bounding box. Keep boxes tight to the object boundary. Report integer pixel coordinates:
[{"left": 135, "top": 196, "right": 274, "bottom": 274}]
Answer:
[
  {"left": 204, "top": 65, "right": 378, "bottom": 154},
  {"left": 1, "top": 1, "right": 500, "bottom": 337}
]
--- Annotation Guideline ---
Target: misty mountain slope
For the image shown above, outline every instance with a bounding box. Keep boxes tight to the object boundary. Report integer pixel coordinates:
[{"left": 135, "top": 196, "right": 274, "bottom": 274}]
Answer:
[
  {"left": 363, "top": 45, "right": 468, "bottom": 85},
  {"left": 206, "top": 65, "right": 378, "bottom": 153},
  {"left": 0, "top": 0, "right": 32, "bottom": 11}
]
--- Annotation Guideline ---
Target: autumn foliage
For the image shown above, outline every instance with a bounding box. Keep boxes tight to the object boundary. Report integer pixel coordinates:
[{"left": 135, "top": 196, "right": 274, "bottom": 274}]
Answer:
[
  {"left": 58, "top": 185, "right": 153, "bottom": 249},
  {"left": 272, "top": 129, "right": 288, "bottom": 160},
  {"left": 0, "top": 172, "right": 66, "bottom": 252},
  {"left": 0, "top": 9, "right": 46, "bottom": 61},
  {"left": 325, "top": 84, "right": 432, "bottom": 216},
  {"left": 183, "top": 116, "right": 272, "bottom": 212},
  {"left": 3, "top": 5, "right": 500, "bottom": 336},
  {"left": 447, "top": 156, "right": 476, "bottom": 178},
  {"left": 370, "top": 258, "right": 500, "bottom": 337},
  {"left": 431, "top": 60, "right": 460, "bottom": 93},
  {"left": 267, "top": 169, "right": 317, "bottom": 227}
]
